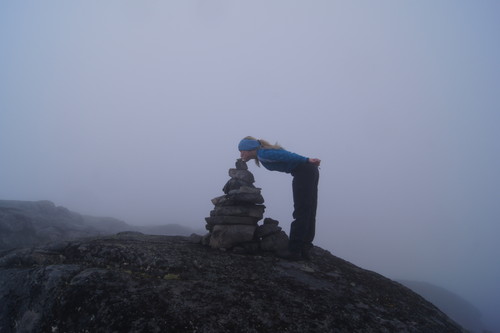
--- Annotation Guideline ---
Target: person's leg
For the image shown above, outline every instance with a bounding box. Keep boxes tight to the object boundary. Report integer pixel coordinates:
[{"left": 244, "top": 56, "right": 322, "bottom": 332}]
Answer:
[
  {"left": 300, "top": 165, "right": 319, "bottom": 259},
  {"left": 304, "top": 165, "right": 319, "bottom": 245},
  {"left": 290, "top": 164, "right": 319, "bottom": 257}
]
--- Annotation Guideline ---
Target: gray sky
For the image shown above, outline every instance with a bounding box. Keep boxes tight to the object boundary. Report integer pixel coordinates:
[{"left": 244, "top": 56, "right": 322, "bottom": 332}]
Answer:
[{"left": 1, "top": 1, "right": 499, "bottom": 330}]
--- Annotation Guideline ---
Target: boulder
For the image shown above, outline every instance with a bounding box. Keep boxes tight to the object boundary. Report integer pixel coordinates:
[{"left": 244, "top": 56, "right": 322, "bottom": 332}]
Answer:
[
  {"left": 209, "top": 225, "right": 256, "bottom": 249},
  {"left": 260, "top": 230, "right": 289, "bottom": 252}
]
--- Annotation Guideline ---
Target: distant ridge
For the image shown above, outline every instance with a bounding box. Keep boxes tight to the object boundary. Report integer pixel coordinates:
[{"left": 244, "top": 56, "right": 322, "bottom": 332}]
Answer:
[
  {"left": 398, "top": 280, "right": 487, "bottom": 333},
  {"left": 0, "top": 200, "right": 201, "bottom": 250}
]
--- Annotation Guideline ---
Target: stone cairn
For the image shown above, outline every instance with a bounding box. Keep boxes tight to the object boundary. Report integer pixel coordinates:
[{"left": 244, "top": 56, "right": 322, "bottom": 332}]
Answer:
[{"left": 204, "top": 159, "right": 289, "bottom": 254}]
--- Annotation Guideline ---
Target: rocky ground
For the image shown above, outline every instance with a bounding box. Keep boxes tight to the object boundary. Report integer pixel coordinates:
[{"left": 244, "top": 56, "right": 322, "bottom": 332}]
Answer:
[{"left": 0, "top": 232, "right": 466, "bottom": 333}]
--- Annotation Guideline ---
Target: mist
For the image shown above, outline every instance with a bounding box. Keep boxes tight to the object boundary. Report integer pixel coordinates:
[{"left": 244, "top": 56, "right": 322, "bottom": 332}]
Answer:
[{"left": 1, "top": 1, "right": 499, "bottom": 331}]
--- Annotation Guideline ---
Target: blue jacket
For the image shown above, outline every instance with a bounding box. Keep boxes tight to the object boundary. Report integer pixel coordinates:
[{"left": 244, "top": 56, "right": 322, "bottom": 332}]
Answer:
[{"left": 257, "top": 148, "right": 308, "bottom": 173}]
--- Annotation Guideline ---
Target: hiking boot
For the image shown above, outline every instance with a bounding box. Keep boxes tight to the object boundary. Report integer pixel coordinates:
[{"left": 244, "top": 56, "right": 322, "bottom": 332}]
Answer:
[
  {"left": 301, "top": 244, "right": 314, "bottom": 261},
  {"left": 301, "top": 248, "right": 312, "bottom": 261},
  {"left": 275, "top": 249, "right": 302, "bottom": 261}
]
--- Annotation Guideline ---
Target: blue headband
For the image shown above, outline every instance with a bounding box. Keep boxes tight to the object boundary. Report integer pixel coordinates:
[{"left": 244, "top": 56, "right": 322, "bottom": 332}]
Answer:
[{"left": 238, "top": 138, "right": 260, "bottom": 151}]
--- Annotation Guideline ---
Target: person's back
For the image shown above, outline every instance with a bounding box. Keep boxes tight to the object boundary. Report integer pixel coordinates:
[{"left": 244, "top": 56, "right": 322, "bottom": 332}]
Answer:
[{"left": 257, "top": 148, "right": 308, "bottom": 173}]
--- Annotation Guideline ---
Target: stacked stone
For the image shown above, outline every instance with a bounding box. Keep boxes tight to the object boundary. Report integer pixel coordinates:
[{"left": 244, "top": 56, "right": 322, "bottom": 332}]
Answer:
[
  {"left": 205, "top": 159, "right": 265, "bottom": 249},
  {"left": 255, "top": 217, "right": 289, "bottom": 253}
]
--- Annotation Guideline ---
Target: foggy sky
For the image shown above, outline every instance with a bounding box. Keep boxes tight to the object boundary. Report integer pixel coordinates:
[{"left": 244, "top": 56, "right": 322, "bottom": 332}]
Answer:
[{"left": 1, "top": 1, "right": 499, "bottom": 331}]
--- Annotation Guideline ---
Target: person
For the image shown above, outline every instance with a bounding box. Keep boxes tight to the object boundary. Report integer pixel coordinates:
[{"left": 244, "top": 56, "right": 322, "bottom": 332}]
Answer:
[{"left": 238, "top": 136, "right": 321, "bottom": 260}]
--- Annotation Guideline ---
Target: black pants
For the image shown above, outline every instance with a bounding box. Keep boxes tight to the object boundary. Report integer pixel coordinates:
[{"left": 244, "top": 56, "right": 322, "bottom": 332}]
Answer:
[{"left": 289, "top": 163, "right": 319, "bottom": 253}]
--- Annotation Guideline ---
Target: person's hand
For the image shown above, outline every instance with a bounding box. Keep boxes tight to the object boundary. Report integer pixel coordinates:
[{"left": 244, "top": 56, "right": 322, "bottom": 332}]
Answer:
[{"left": 308, "top": 158, "right": 321, "bottom": 166}]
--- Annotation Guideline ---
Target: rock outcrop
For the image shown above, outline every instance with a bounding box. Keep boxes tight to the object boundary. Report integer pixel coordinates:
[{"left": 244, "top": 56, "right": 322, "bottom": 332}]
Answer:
[
  {"left": 0, "top": 233, "right": 466, "bottom": 332},
  {"left": 204, "top": 159, "right": 288, "bottom": 253},
  {"left": 0, "top": 200, "right": 200, "bottom": 251},
  {"left": 398, "top": 280, "right": 488, "bottom": 333},
  {"left": 0, "top": 200, "right": 115, "bottom": 250}
]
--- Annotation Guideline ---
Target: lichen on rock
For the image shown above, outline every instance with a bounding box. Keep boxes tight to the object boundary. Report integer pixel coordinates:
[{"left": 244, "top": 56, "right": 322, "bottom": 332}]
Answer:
[{"left": 0, "top": 233, "right": 466, "bottom": 333}]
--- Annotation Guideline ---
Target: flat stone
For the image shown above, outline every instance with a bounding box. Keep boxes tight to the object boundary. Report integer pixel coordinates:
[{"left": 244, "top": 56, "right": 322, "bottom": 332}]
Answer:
[
  {"left": 222, "top": 179, "right": 255, "bottom": 194},
  {"left": 228, "top": 186, "right": 261, "bottom": 195},
  {"left": 209, "top": 225, "right": 256, "bottom": 249},
  {"left": 205, "top": 216, "right": 260, "bottom": 226},
  {"left": 210, "top": 205, "right": 265, "bottom": 219},
  {"left": 211, "top": 193, "right": 264, "bottom": 206},
  {"left": 227, "top": 192, "right": 264, "bottom": 204},
  {"left": 211, "top": 195, "right": 227, "bottom": 206},
  {"left": 228, "top": 169, "right": 255, "bottom": 184}
]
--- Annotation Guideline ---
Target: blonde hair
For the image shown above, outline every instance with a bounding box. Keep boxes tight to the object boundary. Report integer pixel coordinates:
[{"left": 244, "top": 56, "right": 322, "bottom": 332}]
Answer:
[{"left": 242, "top": 136, "right": 283, "bottom": 167}]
